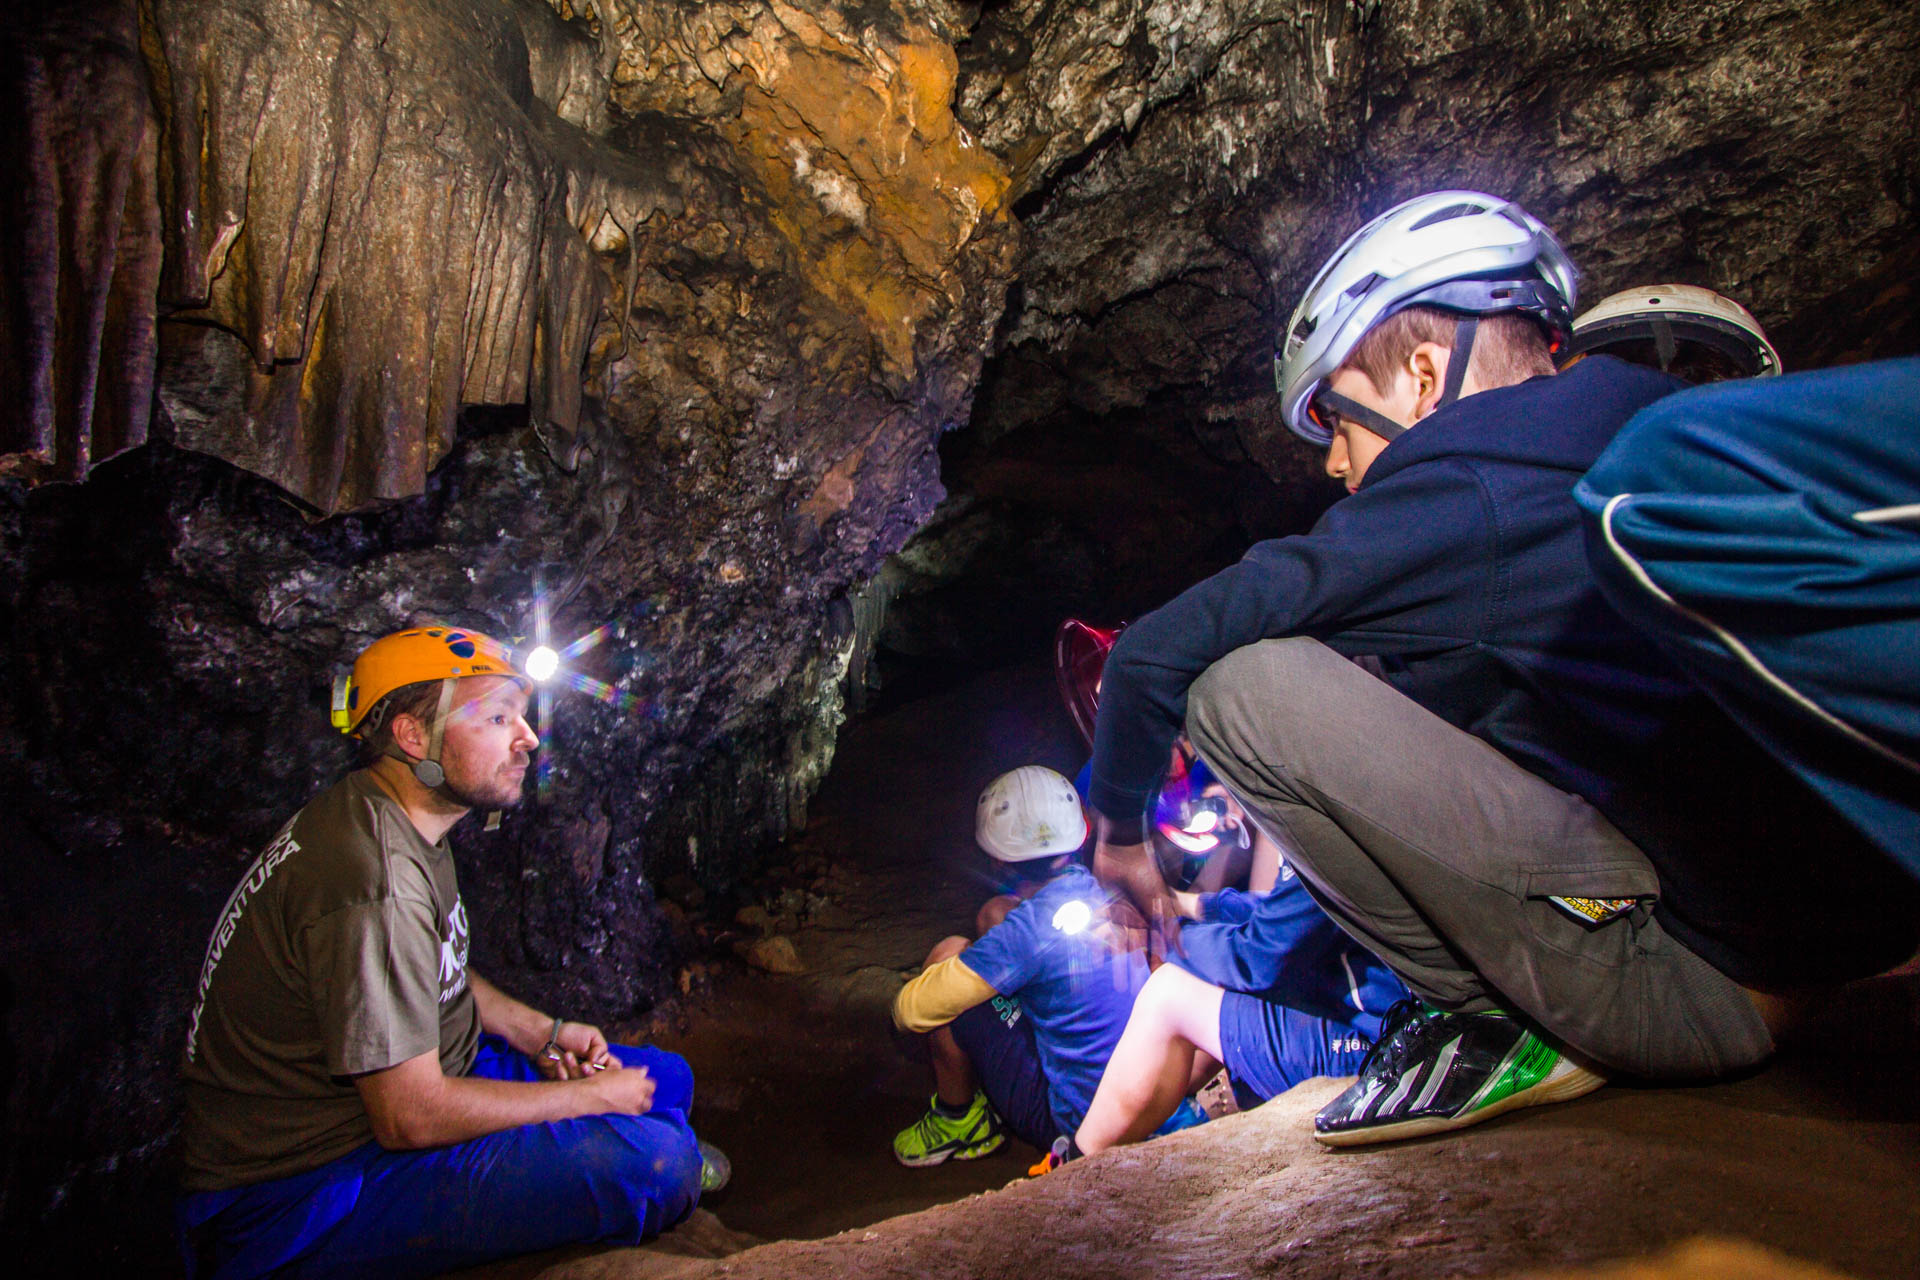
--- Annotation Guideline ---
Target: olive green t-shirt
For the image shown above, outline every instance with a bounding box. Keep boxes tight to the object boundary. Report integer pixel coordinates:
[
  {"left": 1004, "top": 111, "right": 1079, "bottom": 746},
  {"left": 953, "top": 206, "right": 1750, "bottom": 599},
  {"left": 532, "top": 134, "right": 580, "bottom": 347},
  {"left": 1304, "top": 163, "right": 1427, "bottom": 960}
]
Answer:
[{"left": 178, "top": 770, "right": 482, "bottom": 1192}]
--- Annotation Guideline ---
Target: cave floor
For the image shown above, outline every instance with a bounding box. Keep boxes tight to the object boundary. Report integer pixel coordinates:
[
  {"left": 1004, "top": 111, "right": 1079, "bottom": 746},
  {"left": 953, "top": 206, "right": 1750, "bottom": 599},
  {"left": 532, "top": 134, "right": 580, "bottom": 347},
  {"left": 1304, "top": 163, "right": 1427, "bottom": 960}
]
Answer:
[{"left": 460, "top": 662, "right": 1920, "bottom": 1280}]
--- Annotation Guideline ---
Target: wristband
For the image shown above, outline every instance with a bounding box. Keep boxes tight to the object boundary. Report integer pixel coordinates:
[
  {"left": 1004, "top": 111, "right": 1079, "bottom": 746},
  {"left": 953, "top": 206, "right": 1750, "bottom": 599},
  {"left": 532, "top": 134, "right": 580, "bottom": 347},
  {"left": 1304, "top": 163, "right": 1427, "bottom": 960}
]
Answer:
[{"left": 539, "top": 1017, "right": 565, "bottom": 1061}]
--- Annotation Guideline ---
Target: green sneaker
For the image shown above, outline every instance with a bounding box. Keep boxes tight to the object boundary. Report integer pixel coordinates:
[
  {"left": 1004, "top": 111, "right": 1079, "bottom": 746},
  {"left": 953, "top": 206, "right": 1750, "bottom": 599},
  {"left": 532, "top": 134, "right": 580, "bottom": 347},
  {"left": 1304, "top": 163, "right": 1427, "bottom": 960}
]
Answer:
[
  {"left": 892, "top": 1091, "right": 1005, "bottom": 1167},
  {"left": 1314, "top": 999, "right": 1605, "bottom": 1147},
  {"left": 697, "top": 1139, "right": 731, "bottom": 1193}
]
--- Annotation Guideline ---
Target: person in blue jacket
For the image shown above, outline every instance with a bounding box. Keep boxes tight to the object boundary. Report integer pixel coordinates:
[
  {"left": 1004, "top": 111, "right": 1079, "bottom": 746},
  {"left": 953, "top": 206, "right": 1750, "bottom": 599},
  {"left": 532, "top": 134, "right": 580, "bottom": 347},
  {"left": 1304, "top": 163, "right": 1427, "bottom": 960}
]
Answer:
[
  {"left": 890, "top": 766, "right": 1202, "bottom": 1167},
  {"left": 1070, "top": 827, "right": 1407, "bottom": 1158},
  {"left": 1575, "top": 357, "right": 1920, "bottom": 878},
  {"left": 1084, "top": 190, "right": 1919, "bottom": 1148}
]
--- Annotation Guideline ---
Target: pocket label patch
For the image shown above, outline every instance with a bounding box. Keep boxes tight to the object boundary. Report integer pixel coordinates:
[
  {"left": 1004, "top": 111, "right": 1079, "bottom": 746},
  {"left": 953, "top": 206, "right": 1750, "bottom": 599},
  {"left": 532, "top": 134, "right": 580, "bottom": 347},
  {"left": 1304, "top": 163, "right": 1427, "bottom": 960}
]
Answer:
[{"left": 1546, "top": 895, "right": 1641, "bottom": 925}]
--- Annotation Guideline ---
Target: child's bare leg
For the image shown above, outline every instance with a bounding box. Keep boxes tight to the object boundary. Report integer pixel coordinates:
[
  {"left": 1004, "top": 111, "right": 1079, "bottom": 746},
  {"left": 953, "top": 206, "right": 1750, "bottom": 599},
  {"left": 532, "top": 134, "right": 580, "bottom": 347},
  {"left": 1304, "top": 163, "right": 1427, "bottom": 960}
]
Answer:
[
  {"left": 1076, "top": 964, "right": 1226, "bottom": 1154},
  {"left": 921, "top": 935, "right": 979, "bottom": 1106}
]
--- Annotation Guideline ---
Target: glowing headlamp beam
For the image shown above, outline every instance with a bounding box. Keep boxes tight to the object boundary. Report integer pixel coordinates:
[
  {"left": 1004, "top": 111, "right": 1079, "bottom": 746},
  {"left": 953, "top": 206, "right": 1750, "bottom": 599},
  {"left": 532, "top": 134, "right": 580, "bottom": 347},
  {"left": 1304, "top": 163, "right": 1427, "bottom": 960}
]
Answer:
[
  {"left": 1051, "top": 900, "right": 1094, "bottom": 935},
  {"left": 525, "top": 645, "right": 560, "bottom": 682}
]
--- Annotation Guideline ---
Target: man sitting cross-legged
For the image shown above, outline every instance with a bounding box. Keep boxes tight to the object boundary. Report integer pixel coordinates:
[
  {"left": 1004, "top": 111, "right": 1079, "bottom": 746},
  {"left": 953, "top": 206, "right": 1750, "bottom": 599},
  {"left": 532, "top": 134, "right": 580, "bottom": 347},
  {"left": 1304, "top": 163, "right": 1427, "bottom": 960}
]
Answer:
[{"left": 177, "top": 627, "right": 724, "bottom": 1280}]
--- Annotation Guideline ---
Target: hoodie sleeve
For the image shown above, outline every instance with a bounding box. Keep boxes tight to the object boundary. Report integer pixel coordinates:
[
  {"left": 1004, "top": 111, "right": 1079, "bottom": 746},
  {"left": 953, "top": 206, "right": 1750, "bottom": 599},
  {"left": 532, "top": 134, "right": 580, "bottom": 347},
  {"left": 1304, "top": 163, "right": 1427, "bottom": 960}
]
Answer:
[
  {"left": 1173, "top": 877, "right": 1343, "bottom": 997},
  {"left": 1088, "top": 459, "right": 1492, "bottom": 831}
]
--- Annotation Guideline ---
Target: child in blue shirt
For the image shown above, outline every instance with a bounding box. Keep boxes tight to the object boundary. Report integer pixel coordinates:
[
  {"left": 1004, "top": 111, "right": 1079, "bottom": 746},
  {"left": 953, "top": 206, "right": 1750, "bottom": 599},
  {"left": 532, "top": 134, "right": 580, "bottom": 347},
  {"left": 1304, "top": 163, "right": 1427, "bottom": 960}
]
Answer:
[{"left": 890, "top": 766, "right": 1198, "bottom": 1165}]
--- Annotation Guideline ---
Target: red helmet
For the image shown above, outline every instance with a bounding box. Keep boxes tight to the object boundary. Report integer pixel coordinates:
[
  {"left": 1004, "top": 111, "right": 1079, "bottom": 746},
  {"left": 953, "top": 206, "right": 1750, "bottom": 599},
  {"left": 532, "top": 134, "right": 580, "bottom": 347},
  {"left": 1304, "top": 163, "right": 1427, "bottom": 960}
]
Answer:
[{"left": 1054, "top": 619, "right": 1123, "bottom": 749}]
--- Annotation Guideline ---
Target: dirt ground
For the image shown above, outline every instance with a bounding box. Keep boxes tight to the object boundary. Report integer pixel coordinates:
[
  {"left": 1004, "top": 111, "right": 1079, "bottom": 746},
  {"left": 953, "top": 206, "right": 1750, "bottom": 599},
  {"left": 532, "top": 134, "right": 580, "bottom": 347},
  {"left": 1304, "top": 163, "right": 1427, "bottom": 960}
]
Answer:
[{"left": 465, "top": 661, "right": 1920, "bottom": 1280}]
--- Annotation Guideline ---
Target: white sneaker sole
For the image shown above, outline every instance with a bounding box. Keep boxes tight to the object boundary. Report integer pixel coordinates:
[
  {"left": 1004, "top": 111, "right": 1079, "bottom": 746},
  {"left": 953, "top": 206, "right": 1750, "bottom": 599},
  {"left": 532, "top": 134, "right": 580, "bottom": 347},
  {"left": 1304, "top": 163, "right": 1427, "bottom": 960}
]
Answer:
[{"left": 892, "top": 1132, "right": 1006, "bottom": 1167}]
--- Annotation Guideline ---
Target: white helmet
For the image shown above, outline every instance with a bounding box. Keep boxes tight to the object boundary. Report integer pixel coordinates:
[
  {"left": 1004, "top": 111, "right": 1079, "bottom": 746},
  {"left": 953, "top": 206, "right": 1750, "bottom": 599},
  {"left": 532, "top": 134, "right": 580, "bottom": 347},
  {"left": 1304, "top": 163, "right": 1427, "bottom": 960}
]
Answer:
[
  {"left": 1562, "top": 284, "right": 1781, "bottom": 379},
  {"left": 975, "top": 766, "right": 1088, "bottom": 862},
  {"left": 1275, "top": 191, "right": 1579, "bottom": 446}
]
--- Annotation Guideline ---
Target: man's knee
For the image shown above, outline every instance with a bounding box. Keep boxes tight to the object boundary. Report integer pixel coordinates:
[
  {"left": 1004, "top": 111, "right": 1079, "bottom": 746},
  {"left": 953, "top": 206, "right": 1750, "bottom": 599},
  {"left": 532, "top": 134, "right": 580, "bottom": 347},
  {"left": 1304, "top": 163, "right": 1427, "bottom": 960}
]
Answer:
[
  {"left": 579, "top": 1114, "right": 703, "bottom": 1221},
  {"left": 1188, "top": 638, "right": 1340, "bottom": 778},
  {"left": 613, "top": 1045, "right": 695, "bottom": 1116},
  {"left": 926, "top": 935, "right": 970, "bottom": 967}
]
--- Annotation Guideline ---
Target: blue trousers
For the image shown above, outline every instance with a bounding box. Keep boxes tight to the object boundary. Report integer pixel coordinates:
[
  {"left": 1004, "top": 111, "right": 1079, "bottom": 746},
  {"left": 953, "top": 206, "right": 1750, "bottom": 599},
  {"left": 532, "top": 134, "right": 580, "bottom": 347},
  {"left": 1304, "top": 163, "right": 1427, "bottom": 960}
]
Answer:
[
  {"left": 1217, "top": 991, "right": 1374, "bottom": 1102},
  {"left": 178, "top": 1036, "right": 702, "bottom": 1280}
]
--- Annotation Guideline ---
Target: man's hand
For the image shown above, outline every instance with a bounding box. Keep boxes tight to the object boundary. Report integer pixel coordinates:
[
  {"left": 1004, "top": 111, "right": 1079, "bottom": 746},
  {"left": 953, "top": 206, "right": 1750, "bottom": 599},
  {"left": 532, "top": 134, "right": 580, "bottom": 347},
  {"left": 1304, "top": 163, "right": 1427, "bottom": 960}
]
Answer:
[
  {"left": 579, "top": 1061, "right": 655, "bottom": 1116},
  {"left": 536, "top": 1020, "right": 621, "bottom": 1081},
  {"left": 356, "top": 1049, "right": 652, "bottom": 1149}
]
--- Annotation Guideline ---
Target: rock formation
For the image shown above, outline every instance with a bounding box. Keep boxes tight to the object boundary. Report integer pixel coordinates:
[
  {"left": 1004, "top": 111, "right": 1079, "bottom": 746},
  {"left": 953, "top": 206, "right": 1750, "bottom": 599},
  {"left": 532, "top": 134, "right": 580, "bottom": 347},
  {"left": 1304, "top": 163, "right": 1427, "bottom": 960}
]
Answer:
[{"left": 0, "top": 0, "right": 1914, "bottom": 1265}]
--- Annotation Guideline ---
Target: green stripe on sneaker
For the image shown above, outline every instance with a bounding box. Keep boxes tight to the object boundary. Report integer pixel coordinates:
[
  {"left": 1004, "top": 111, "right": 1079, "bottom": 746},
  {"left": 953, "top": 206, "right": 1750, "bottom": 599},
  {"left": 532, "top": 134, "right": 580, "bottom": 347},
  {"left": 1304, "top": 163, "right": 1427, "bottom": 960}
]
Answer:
[{"left": 1464, "top": 1032, "right": 1557, "bottom": 1115}]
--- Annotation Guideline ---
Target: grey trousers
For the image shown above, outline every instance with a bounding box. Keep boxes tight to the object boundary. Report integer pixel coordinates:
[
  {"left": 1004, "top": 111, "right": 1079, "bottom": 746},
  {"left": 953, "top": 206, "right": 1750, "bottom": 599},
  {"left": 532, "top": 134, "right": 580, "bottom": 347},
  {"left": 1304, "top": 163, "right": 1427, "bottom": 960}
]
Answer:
[{"left": 1185, "top": 638, "right": 1773, "bottom": 1079}]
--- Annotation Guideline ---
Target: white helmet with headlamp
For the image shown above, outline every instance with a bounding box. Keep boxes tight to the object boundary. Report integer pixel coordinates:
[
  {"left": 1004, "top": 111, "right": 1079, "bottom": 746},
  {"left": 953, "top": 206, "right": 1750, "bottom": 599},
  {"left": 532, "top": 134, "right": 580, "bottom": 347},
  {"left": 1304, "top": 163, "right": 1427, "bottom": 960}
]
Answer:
[
  {"left": 1561, "top": 284, "right": 1781, "bottom": 380},
  {"left": 975, "top": 766, "right": 1088, "bottom": 863},
  {"left": 1275, "top": 190, "right": 1579, "bottom": 447}
]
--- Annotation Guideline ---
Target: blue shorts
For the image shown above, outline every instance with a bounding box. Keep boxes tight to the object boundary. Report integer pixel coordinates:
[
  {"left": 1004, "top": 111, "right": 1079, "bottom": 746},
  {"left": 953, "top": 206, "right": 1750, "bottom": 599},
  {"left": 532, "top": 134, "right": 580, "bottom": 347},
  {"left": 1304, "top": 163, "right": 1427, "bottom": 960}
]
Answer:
[
  {"left": 177, "top": 1036, "right": 702, "bottom": 1280},
  {"left": 947, "top": 996, "right": 1060, "bottom": 1149},
  {"left": 1218, "top": 993, "right": 1374, "bottom": 1102}
]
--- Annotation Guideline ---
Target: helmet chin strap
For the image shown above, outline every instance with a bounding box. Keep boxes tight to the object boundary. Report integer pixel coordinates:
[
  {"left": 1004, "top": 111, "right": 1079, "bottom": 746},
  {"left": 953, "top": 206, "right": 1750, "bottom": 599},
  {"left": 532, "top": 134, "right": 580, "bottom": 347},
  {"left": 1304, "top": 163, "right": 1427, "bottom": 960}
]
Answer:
[
  {"left": 406, "top": 678, "right": 458, "bottom": 790},
  {"left": 1319, "top": 317, "right": 1481, "bottom": 444},
  {"left": 1438, "top": 317, "right": 1478, "bottom": 406}
]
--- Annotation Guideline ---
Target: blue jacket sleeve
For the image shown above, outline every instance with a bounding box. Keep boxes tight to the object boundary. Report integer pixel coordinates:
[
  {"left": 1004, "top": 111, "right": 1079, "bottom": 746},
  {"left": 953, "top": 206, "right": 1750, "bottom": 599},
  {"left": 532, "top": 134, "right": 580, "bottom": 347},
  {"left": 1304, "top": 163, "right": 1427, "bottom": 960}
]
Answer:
[
  {"left": 1195, "top": 888, "right": 1260, "bottom": 925},
  {"left": 1087, "top": 460, "right": 1491, "bottom": 828},
  {"left": 1172, "top": 878, "right": 1349, "bottom": 998}
]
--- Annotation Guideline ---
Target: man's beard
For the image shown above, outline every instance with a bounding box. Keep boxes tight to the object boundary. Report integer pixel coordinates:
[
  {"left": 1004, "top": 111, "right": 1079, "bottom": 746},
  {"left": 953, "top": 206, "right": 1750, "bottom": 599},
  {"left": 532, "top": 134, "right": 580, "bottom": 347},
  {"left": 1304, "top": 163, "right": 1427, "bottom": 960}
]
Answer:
[{"left": 441, "top": 762, "right": 529, "bottom": 812}]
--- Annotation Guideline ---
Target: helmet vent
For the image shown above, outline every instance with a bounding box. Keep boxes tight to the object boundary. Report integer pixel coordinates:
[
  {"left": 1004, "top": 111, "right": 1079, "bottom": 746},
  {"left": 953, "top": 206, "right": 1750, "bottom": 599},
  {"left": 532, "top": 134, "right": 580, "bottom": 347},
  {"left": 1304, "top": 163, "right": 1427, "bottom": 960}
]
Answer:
[
  {"left": 1409, "top": 202, "right": 1482, "bottom": 231},
  {"left": 1342, "top": 272, "right": 1382, "bottom": 302}
]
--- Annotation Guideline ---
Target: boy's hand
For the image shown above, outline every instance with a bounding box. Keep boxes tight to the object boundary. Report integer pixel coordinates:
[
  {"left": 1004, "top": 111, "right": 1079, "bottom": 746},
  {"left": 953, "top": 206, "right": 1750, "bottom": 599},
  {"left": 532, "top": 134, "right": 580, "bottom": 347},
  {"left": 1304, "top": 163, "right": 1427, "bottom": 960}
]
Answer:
[
  {"left": 1092, "top": 821, "right": 1185, "bottom": 960},
  {"left": 1094, "top": 897, "right": 1150, "bottom": 957}
]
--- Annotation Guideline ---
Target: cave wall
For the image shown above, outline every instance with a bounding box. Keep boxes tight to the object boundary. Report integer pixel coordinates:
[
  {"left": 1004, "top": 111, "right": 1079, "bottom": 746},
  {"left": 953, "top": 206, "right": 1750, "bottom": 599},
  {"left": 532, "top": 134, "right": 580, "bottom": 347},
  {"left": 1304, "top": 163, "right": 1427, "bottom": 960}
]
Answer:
[
  {"left": 1, "top": 0, "right": 1916, "bottom": 1266},
  {"left": 882, "top": 0, "right": 1919, "bottom": 669}
]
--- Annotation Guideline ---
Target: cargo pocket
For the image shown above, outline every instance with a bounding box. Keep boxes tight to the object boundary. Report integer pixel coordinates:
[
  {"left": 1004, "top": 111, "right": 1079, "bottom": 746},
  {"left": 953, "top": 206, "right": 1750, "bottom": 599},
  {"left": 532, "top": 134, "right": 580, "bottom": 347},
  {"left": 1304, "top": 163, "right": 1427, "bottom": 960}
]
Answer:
[{"left": 1519, "top": 859, "right": 1660, "bottom": 964}]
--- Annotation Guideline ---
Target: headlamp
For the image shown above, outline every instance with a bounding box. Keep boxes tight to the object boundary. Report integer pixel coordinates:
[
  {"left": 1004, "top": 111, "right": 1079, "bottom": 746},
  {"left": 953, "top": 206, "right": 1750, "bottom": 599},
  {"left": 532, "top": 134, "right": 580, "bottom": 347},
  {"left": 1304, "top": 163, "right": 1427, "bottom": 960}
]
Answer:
[
  {"left": 1051, "top": 900, "right": 1094, "bottom": 936},
  {"left": 523, "top": 645, "right": 560, "bottom": 683}
]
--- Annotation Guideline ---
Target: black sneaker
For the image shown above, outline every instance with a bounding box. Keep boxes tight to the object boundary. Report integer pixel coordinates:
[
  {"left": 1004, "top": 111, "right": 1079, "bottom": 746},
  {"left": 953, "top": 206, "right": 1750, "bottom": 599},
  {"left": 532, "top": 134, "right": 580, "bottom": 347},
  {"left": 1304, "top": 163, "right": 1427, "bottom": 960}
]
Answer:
[{"left": 1314, "top": 998, "right": 1604, "bottom": 1147}]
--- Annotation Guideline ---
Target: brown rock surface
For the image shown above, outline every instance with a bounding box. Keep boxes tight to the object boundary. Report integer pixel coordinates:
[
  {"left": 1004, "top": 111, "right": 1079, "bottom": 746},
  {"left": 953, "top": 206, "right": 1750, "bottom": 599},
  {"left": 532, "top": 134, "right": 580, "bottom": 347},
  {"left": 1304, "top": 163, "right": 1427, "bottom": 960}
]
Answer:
[
  {"left": 743, "top": 934, "right": 807, "bottom": 974},
  {"left": 544, "top": 1080, "right": 1917, "bottom": 1280}
]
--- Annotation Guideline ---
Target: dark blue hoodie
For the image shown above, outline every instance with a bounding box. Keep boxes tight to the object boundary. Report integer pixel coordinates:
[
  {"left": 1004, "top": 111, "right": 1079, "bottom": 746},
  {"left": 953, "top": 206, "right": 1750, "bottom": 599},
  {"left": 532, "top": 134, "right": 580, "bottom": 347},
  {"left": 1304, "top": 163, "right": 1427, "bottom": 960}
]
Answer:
[{"left": 1089, "top": 356, "right": 1919, "bottom": 985}]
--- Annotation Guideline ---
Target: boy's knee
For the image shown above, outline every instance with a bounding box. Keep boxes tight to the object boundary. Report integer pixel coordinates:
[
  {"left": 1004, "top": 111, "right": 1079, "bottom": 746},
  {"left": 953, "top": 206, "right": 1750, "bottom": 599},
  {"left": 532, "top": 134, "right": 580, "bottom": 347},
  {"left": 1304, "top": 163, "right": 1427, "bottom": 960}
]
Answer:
[
  {"left": 1136, "top": 963, "right": 1224, "bottom": 1043},
  {"left": 975, "top": 895, "right": 1019, "bottom": 935},
  {"left": 1189, "top": 638, "right": 1363, "bottom": 788},
  {"left": 1191, "top": 639, "right": 1321, "bottom": 739},
  {"left": 926, "top": 935, "right": 970, "bottom": 966},
  {"left": 1135, "top": 963, "right": 1197, "bottom": 1025}
]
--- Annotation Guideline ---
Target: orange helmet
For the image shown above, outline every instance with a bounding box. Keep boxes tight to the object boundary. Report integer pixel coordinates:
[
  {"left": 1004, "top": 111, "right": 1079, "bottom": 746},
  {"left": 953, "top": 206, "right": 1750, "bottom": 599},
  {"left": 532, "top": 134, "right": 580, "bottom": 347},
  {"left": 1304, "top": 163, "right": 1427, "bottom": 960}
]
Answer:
[{"left": 331, "top": 626, "right": 524, "bottom": 735}]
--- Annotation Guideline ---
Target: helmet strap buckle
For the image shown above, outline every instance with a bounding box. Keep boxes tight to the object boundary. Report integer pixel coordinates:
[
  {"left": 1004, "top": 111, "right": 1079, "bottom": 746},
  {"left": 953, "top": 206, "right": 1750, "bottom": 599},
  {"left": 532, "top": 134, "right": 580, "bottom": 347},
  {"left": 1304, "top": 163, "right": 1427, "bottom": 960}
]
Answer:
[
  {"left": 411, "top": 678, "right": 458, "bottom": 790},
  {"left": 330, "top": 674, "right": 355, "bottom": 732}
]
